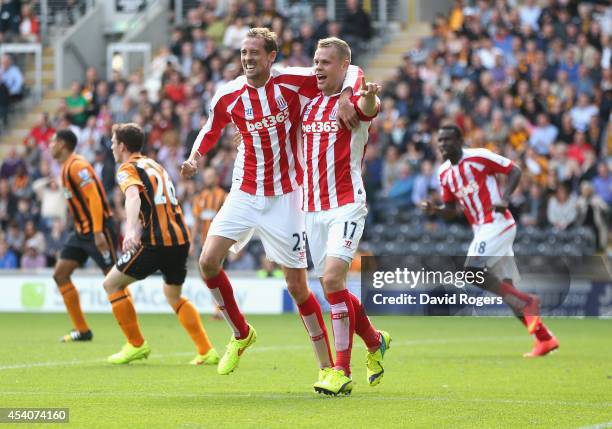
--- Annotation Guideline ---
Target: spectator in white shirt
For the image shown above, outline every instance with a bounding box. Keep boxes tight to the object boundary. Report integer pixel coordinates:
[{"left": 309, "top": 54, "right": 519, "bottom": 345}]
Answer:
[
  {"left": 570, "top": 93, "right": 598, "bottom": 132},
  {"left": 0, "top": 54, "right": 23, "bottom": 98},
  {"left": 223, "top": 17, "right": 250, "bottom": 50},
  {"left": 79, "top": 116, "right": 102, "bottom": 151},
  {"left": 529, "top": 113, "right": 558, "bottom": 156},
  {"left": 519, "top": 0, "right": 541, "bottom": 31},
  {"left": 547, "top": 184, "right": 578, "bottom": 230}
]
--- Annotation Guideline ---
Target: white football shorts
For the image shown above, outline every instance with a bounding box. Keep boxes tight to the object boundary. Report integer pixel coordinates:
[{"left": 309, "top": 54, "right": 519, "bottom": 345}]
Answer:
[
  {"left": 465, "top": 213, "right": 519, "bottom": 281},
  {"left": 207, "top": 187, "right": 307, "bottom": 269},
  {"left": 305, "top": 202, "right": 367, "bottom": 277}
]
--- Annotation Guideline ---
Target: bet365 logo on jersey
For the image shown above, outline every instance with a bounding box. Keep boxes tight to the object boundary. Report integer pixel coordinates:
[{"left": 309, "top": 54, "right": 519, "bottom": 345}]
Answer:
[
  {"left": 246, "top": 110, "right": 289, "bottom": 131},
  {"left": 302, "top": 121, "right": 339, "bottom": 133},
  {"left": 455, "top": 181, "right": 479, "bottom": 198}
]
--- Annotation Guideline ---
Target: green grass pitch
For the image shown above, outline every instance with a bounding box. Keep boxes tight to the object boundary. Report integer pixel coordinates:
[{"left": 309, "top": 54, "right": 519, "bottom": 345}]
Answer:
[{"left": 0, "top": 313, "right": 610, "bottom": 428}]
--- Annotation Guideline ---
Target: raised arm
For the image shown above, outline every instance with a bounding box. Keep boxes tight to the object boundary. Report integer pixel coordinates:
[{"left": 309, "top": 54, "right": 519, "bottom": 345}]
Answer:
[{"left": 356, "top": 79, "right": 381, "bottom": 119}]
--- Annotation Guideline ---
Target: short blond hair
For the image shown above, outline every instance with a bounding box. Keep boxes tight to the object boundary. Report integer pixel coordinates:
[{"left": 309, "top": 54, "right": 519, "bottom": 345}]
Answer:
[
  {"left": 245, "top": 27, "right": 278, "bottom": 53},
  {"left": 317, "top": 37, "right": 351, "bottom": 62}
]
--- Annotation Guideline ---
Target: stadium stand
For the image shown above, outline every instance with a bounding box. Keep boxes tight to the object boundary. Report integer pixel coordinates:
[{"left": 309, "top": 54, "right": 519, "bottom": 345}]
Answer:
[
  {"left": 362, "top": 0, "right": 611, "bottom": 257},
  {"left": 0, "top": 0, "right": 610, "bottom": 271}
]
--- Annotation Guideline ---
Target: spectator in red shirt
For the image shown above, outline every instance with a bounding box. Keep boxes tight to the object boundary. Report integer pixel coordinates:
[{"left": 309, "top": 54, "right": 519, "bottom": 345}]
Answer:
[
  {"left": 567, "top": 131, "right": 595, "bottom": 166},
  {"left": 163, "top": 70, "right": 187, "bottom": 105},
  {"left": 23, "top": 113, "right": 56, "bottom": 149}
]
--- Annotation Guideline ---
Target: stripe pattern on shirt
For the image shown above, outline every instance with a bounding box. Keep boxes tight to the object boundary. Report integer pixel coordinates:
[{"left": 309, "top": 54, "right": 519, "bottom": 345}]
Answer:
[
  {"left": 301, "top": 94, "right": 371, "bottom": 211},
  {"left": 438, "top": 148, "right": 514, "bottom": 225},
  {"left": 190, "top": 66, "right": 363, "bottom": 197}
]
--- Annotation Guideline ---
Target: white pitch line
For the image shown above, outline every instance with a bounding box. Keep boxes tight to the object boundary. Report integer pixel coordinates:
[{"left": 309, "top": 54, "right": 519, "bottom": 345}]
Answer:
[
  {"left": 578, "top": 423, "right": 612, "bottom": 429},
  {"left": 0, "top": 390, "right": 610, "bottom": 409},
  {"left": 0, "top": 336, "right": 526, "bottom": 371}
]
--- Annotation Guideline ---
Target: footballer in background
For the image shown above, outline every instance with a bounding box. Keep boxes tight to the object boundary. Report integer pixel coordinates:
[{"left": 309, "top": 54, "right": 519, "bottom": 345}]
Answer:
[
  {"left": 50, "top": 129, "right": 117, "bottom": 343},
  {"left": 422, "top": 125, "right": 559, "bottom": 357}
]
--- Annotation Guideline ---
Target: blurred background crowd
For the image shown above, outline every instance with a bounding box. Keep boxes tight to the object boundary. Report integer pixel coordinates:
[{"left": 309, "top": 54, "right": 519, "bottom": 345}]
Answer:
[{"left": 0, "top": 0, "right": 610, "bottom": 271}]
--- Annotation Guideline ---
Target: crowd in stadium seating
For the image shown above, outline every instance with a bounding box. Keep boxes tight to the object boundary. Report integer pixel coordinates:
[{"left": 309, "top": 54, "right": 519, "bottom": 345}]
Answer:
[
  {"left": 0, "top": 53, "right": 25, "bottom": 127},
  {"left": 0, "top": 0, "right": 611, "bottom": 271},
  {"left": 366, "top": 0, "right": 611, "bottom": 253},
  {"left": 0, "top": 0, "right": 376, "bottom": 269},
  {"left": 0, "top": 0, "right": 38, "bottom": 129}
]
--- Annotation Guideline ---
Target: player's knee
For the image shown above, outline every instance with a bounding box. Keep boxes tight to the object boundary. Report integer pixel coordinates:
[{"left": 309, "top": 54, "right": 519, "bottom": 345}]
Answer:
[
  {"left": 102, "top": 277, "right": 120, "bottom": 295},
  {"left": 286, "top": 278, "right": 309, "bottom": 304},
  {"left": 163, "top": 286, "right": 182, "bottom": 307},
  {"left": 52, "top": 268, "right": 70, "bottom": 286},
  {"left": 166, "top": 297, "right": 181, "bottom": 308},
  {"left": 199, "top": 253, "right": 221, "bottom": 278},
  {"left": 165, "top": 294, "right": 181, "bottom": 308},
  {"left": 102, "top": 279, "right": 112, "bottom": 294},
  {"left": 321, "top": 273, "right": 344, "bottom": 294}
]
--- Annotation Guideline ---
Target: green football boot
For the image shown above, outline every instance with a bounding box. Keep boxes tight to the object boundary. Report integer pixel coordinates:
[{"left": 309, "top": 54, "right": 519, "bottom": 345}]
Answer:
[
  {"left": 366, "top": 330, "right": 391, "bottom": 386},
  {"left": 313, "top": 368, "right": 353, "bottom": 396},
  {"left": 107, "top": 341, "right": 151, "bottom": 365},
  {"left": 189, "top": 348, "right": 220, "bottom": 365},
  {"left": 217, "top": 324, "right": 257, "bottom": 375}
]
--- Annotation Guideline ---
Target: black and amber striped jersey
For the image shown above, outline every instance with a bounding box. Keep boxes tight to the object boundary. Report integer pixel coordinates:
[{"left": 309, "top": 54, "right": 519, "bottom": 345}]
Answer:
[
  {"left": 116, "top": 154, "right": 190, "bottom": 247},
  {"left": 192, "top": 186, "right": 226, "bottom": 242},
  {"left": 61, "top": 153, "right": 113, "bottom": 236}
]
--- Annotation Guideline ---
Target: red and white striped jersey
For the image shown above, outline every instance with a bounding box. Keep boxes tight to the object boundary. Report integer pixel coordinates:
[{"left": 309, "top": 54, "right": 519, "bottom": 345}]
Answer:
[
  {"left": 190, "top": 66, "right": 362, "bottom": 196},
  {"left": 438, "top": 148, "right": 514, "bottom": 225},
  {"left": 302, "top": 94, "right": 378, "bottom": 211}
]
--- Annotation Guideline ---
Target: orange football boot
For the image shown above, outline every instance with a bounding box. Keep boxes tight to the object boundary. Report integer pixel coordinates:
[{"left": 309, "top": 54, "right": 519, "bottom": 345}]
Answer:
[{"left": 523, "top": 336, "right": 559, "bottom": 358}]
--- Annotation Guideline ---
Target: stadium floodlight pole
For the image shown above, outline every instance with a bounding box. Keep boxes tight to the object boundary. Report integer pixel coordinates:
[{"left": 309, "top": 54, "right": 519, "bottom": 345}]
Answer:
[
  {"left": 40, "top": 0, "right": 48, "bottom": 44},
  {"left": 379, "top": 0, "right": 387, "bottom": 24},
  {"left": 174, "top": 0, "right": 183, "bottom": 26},
  {"left": 327, "top": 0, "right": 335, "bottom": 21}
]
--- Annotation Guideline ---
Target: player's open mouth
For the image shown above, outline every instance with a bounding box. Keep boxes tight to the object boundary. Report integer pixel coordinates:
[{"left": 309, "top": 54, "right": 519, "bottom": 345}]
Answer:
[
  {"left": 245, "top": 64, "right": 256, "bottom": 71},
  {"left": 316, "top": 75, "right": 327, "bottom": 83}
]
